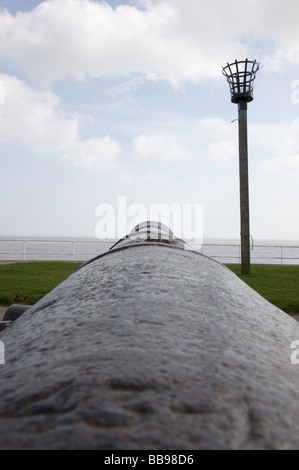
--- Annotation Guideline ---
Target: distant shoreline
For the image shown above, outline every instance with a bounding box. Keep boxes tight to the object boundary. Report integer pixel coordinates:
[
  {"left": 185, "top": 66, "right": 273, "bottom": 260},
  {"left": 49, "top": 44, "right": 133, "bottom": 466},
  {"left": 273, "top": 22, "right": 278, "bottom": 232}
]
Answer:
[
  {"left": 0, "top": 238, "right": 299, "bottom": 265},
  {"left": 0, "top": 236, "right": 299, "bottom": 245}
]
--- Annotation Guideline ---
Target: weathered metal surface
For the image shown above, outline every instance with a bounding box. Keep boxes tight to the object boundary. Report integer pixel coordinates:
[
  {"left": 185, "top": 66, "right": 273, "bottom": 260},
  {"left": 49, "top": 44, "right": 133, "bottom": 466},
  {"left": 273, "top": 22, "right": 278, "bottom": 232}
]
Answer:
[
  {"left": 0, "top": 321, "right": 13, "bottom": 332},
  {"left": 3, "top": 304, "right": 30, "bottom": 322},
  {"left": 0, "top": 243, "right": 299, "bottom": 449}
]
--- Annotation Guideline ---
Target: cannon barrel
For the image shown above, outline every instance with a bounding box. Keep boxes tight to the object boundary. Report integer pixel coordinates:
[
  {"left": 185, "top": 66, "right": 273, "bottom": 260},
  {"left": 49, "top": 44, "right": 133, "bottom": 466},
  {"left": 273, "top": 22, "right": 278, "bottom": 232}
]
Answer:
[{"left": 0, "top": 222, "right": 299, "bottom": 450}]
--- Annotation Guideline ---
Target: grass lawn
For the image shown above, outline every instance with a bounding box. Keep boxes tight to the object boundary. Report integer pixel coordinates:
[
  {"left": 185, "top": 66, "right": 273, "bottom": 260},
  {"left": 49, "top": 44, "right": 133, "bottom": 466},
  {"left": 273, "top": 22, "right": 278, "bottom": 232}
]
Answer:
[
  {"left": 0, "top": 262, "right": 298, "bottom": 316},
  {"left": 226, "top": 264, "right": 299, "bottom": 315},
  {"left": 0, "top": 262, "right": 81, "bottom": 306}
]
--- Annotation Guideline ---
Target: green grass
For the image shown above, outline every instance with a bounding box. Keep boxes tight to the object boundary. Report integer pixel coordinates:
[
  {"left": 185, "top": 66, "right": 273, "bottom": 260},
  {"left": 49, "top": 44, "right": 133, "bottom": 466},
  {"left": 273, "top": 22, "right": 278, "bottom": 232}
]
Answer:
[
  {"left": 0, "top": 262, "right": 298, "bottom": 316},
  {"left": 226, "top": 264, "right": 299, "bottom": 315},
  {"left": 0, "top": 262, "right": 81, "bottom": 306}
]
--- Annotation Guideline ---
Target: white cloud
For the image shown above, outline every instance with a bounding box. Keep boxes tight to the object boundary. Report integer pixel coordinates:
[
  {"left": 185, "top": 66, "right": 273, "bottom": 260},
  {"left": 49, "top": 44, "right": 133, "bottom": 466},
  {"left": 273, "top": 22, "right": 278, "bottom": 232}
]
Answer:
[
  {"left": 117, "top": 170, "right": 135, "bottom": 184},
  {"left": 0, "top": 73, "right": 240, "bottom": 176},
  {"left": 140, "top": 169, "right": 168, "bottom": 183},
  {"left": 0, "top": 74, "right": 78, "bottom": 153},
  {"left": 109, "top": 75, "right": 146, "bottom": 96},
  {"left": 224, "top": 117, "right": 299, "bottom": 193},
  {"left": 133, "top": 116, "right": 238, "bottom": 163},
  {"left": 207, "top": 141, "right": 237, "bottom": 161},
  {"left": 250, "top": 118, "right": 299, "bottom": 177},
  {"left": 61, "top": 136, "right": 121, "bottom": 171},
  {"left": 134, "top": 131, "right": 189, "bottom": 161},
  {"left": 0, "top": 0, "right": 184, "bottom": 86},
  {"left": 0, "top": 0, "right": 285, "bottom": 88},
  {"left": 0, "top": 73, "right": 122, "bottom": 173},
  {"left": 262, "top": 155, "right": 299, "bottom": 178}
]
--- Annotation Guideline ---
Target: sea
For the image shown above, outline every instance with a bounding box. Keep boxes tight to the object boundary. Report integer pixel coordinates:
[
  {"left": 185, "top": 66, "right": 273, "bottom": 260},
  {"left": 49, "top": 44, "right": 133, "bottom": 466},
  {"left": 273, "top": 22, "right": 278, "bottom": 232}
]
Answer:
[{"left": 0, "top": 237, "right": 299, "bottom": 265}]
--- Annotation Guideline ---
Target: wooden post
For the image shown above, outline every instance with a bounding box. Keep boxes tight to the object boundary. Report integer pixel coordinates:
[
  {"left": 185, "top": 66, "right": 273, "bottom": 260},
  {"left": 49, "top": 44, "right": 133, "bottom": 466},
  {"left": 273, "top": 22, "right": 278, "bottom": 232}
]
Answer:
[{"left": 238, "top": 100, "right": 250, "bottom": 275}]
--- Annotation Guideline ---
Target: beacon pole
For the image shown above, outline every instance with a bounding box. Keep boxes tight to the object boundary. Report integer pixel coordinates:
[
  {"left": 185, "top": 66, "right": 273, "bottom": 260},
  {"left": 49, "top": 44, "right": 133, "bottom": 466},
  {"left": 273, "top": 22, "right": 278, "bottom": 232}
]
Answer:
[{"left": 222, "top": 59, "right": 259, "bottom": 275}]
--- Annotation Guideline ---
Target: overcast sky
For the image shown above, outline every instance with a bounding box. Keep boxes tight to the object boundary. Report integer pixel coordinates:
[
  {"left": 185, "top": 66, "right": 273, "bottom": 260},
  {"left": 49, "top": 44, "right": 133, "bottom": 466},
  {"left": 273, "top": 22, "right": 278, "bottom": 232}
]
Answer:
[{"left": 0, "top": 0, "right": 299, "bottom": 241}]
